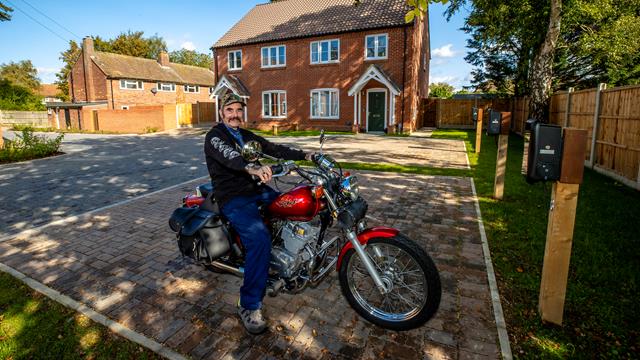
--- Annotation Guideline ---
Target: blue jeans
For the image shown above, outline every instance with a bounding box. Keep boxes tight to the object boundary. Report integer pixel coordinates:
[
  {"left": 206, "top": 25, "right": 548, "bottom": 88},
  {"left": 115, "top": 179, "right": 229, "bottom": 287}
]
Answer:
[{"left": 220, "top": 187, "right": 279, "bottom": 310}]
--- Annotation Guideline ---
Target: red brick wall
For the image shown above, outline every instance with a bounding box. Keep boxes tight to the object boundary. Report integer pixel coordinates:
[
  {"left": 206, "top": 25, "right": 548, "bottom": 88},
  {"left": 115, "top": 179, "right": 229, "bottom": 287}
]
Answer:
[
  {"left": 109, "top": 81, "right": 213, "bottom": 110},
  {"left": 216, "top": 26, "right": 416, "bottom": 132},
  {"left": 95, "top": 105, "right": 169, "bottom": 133}
]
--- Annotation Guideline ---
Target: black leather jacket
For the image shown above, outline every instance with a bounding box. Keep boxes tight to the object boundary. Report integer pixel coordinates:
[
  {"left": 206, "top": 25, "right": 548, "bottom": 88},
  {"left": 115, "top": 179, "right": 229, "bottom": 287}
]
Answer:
[{"left": 204, "top": 123, "right": 306, "bottom": 207}]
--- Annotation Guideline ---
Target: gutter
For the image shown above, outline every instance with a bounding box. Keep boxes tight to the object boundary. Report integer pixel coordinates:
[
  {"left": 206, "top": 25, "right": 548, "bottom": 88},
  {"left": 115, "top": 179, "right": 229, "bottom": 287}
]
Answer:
[{"left": 401, "top": 25, "right": 407, "bottom": 133}]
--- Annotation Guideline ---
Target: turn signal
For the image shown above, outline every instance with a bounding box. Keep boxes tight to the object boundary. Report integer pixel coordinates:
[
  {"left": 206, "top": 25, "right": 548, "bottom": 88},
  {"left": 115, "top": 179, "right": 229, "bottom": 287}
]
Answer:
[
  {"left": 313, "top": 185, "right": 324, "bottom": 199},
  {"left": 344, "top": 171, "right": 351, "bottom": 177}
]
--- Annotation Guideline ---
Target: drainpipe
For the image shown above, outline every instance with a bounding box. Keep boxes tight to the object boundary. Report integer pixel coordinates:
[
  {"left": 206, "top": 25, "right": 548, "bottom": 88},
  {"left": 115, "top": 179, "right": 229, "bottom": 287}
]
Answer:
[
  {"left": 400, "top": 26, "right": 407, "bottom": 133},
  {"left": 110, "top": 79, "right": 115, "bottom": 109},
  {"left": 211, "top": 47, "right": 218, "bottom": 83}
]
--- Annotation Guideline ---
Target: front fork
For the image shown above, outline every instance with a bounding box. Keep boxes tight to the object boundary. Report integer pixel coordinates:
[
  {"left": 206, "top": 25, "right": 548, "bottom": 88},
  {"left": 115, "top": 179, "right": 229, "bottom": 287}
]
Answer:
[{"left": 344, "top": 229, "right": 390, "bottom": 295}]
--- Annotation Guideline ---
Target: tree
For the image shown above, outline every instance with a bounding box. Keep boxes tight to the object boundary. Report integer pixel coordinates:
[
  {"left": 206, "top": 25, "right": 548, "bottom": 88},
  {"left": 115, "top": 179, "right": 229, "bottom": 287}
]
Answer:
[
  {"left": 0, "top": 79, "right": 45, "bottom": 111},
  {"left": 429, "top": 82, "right": 455, "bottom": 98},
  {"left": 169, "top": 49, "right": 212, "bottom": 69},
  {"left": 0, "top": 1, "right": 12, "bottom": 21},
  {"left": 0, "top": 60, "right": 40, "bottom": 91}
]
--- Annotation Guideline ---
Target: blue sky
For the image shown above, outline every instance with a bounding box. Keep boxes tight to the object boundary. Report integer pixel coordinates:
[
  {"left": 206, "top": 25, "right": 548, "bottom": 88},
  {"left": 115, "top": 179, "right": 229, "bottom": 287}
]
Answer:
[{"left": 0, "top": 0, "right": 473, "bottom": 90}]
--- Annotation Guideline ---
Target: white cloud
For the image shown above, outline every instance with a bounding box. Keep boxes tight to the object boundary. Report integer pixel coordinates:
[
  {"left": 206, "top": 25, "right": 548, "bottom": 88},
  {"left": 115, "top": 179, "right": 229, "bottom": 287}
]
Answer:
[
  {"left": 37, "top": 67, "right": 60, "bottom": 84},
  {"left": 433, "top": 44, "right": 456, "bottom": 58},
  {"left": 431, "top": 75, "right": 457, "bottom": 84},
  {"left": 181, "top": 41, "right": 196, "bottom": 51}
]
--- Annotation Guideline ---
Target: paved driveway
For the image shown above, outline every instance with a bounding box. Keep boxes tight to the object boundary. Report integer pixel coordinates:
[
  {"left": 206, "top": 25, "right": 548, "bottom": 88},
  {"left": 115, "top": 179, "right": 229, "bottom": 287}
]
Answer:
[{"left": 0, "top": 171, "right": 500, "bottom": 359}]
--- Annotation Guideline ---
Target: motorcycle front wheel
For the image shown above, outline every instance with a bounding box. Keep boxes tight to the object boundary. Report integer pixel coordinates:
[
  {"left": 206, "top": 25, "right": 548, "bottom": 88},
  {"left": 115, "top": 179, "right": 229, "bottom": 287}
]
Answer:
[{"left": 338, "top": 235, "right": 441, "bottom": 331}]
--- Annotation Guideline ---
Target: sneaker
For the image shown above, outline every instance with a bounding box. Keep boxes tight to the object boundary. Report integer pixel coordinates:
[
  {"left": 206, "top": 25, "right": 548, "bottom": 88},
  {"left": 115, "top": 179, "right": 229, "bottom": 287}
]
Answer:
[{"left": 237, "top": 306, "right": 267, "bottom": 334}]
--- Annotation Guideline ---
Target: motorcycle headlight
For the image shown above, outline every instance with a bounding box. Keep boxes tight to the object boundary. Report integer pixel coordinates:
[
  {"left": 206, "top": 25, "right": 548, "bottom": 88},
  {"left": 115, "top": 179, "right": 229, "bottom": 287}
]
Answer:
[{"left": 340, "top": 175, "right": 359, "bottom": 201}]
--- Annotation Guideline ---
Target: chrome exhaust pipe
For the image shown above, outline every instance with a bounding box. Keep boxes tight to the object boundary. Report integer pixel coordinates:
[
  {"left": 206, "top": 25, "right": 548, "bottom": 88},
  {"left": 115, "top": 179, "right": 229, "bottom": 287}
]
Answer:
[{"left": 210, "top": 261, "right": 244, "bottom": 276}]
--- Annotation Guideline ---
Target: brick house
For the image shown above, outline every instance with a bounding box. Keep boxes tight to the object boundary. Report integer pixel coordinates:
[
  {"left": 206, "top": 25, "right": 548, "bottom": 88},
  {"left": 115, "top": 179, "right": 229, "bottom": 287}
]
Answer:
[
  {"left": 210, "top": 0, "right": 429, "bottom": 133},
  {"left": 47, "top": 37, "right": 215, "bottom": 130}
]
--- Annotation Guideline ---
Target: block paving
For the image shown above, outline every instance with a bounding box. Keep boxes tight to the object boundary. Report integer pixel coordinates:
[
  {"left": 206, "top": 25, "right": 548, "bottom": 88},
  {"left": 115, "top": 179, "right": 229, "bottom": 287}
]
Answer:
[{"left": 0, "top": 170, "right": 500, "bottom": 359}]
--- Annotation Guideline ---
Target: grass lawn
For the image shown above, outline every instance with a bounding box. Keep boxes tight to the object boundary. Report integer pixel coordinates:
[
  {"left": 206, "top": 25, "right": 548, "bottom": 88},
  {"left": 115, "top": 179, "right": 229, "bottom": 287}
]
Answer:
[
  {"left": 0, "top": 272, "right": 159, "bottom": 359},
  {"left": 429, "top": 129, "right": 639, "bottom": 359}
]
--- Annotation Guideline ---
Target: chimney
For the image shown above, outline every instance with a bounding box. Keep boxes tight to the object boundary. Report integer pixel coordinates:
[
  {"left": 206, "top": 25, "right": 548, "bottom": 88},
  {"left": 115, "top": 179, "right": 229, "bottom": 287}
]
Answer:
[
  {"left": 158, "top": 51, "right": 170, "bottom": 66},
  {"left": 82, "top": 37, "right": 96, "bottom": 102}
]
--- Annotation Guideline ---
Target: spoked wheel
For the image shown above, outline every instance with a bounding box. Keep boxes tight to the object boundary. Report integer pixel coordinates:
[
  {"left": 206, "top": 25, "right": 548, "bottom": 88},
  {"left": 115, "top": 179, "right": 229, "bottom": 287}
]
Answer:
[{"left": 338, "top": 235, "right": 441, "bottom": 331}]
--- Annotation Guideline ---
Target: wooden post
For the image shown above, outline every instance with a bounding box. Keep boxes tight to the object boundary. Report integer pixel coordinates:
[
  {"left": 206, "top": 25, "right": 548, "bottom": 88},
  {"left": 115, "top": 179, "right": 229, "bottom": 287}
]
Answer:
[
  {"left": 564, "top": 87, "right": 574, "bottom": 128},
  {"left": 521, "top": 131, "right": 530, "bottom": 175},
  {"left": 272, "top": 124, "right": 278, "bottom": 136},
  {"left": 475, "top": 107, "right": 484, "bottom": 154},
  {"left": 589, "top": 83, "right": 606, "bottom": 168},
  {"left": 436, "top": 99, "right": 442, "bottom": 128},
  {"left": 539, "top": 128, "right": 588, "bottom": 325},
  {"left": 493, "top": 112, "right": 511, "bottom": 199},
  {"left": 0, "top": 126, "right": 3, "bottom": 149}
]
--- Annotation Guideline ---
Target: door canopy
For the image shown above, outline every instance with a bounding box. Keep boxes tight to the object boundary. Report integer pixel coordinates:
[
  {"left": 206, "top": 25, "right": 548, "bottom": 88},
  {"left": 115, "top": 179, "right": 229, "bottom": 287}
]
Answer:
[{"left": 348, "top": 64, "right": 400, "bottom": 96}]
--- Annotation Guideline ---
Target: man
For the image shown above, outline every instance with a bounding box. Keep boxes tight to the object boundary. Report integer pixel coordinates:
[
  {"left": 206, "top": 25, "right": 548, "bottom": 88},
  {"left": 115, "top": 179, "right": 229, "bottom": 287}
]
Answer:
[{"left": 204, "top": 92, "right": 314, "bottom": 334}]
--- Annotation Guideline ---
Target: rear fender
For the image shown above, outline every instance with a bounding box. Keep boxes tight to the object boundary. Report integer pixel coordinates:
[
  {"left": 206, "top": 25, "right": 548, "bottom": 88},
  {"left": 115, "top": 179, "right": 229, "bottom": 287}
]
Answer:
[{"left": 336, "top": 227, "right": 399, "bottom": 270}]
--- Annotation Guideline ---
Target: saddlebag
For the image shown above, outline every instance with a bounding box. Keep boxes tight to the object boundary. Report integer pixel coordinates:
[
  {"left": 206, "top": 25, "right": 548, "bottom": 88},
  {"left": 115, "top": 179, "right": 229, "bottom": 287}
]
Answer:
[{"left": 169, "top": 207, "right": 231, "bottom": 262}]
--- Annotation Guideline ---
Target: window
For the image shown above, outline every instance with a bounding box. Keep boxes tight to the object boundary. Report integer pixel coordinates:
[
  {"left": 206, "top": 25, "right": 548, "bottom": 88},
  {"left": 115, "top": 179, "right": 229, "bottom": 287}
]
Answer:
[
  {"left": 310, "top": 89, "right": 339, "bottom": 119},
  {"left": 121, "top": 105, "right": 129, "bottom": 110},
  {"left": 157, "top": 82, "right": 175, "bottom": 92},
  {"left": 261, "top": 45, "right": 286, "bottom": 68},
  {"left": 184, "top": 85, "right": 200, "bottom": 93},
  {"left": 311, "top": 39, "right": 339, "bottom": 64},
  {"left": 365, "top": 34, "right": 388, "bottom": 60},
  {"left": 262, "top": 91, "right": 287, "bottom": 118},
  {"left": 228, "top": 50, "right": 242, "bottom": 70},
  {"left": 209, "top": 87, "right": 215, "bottom": 95},
  {"left": 119, "top": 79, "right": 143, "bottom": 90}
]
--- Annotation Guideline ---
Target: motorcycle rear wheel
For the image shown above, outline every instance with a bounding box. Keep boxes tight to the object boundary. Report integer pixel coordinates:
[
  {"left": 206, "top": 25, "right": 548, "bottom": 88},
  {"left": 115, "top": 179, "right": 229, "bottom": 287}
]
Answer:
[{"left": 338, "top": 235, "right": 441, "bottom": 331}]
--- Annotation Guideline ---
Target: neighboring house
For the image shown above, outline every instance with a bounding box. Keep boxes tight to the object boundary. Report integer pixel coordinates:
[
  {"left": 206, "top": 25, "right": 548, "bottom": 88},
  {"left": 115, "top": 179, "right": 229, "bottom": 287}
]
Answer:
[
  {"left": 36, "top": 84, "right": 62, "bottom": 104},
  {"left": 210, "top": 0, "right": 430, "bottom": 133},
  {"left": 47, "top": 37, "right": 215, "bottom": 130}
]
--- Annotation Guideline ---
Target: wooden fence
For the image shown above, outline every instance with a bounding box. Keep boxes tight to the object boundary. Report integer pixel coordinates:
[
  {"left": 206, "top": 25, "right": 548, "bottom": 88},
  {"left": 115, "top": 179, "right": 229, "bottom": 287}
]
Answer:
[
  {"left": 176, "top": 102, "right": 216, "bottom": 126},
  {"left": 426, "top": 98, "right": 511, "bottom": 128},
  {"left": 0, "top": 110, "right": 48, "bottom": 127}
]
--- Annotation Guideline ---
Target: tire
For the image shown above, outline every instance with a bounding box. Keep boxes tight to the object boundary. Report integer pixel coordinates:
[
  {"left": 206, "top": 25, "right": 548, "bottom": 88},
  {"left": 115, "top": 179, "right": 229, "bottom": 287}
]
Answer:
[{"left": 338, "top": 234, "right": 441, "bottom": 331}]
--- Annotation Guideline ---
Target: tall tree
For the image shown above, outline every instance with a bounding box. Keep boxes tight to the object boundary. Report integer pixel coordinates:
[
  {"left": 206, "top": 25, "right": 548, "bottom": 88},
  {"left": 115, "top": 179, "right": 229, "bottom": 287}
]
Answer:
[
  {"left": 169, "top": 49, "right": 212, "bottom": 69},
  {"left": 529, "top": 0, "right": 562, "bottom": 122},
  {"left": 0, "top": 1, "right": 12, "bottom": 21},
  {"left": 0, "top": 60, "right": 40, "bottom": 91}
]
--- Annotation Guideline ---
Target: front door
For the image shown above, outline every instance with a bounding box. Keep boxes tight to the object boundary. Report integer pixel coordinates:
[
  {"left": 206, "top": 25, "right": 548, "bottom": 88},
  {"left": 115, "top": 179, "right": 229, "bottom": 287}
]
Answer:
[{"left": 367, "top": 90, "right": 386, "bottom": 132}]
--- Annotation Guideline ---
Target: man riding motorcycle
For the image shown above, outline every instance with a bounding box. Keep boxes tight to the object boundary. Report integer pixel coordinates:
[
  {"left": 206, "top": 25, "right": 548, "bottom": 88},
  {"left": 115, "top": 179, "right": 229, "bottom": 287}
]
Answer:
[{"left": 204, "top": 92, "right": 314, "bottom": 334}]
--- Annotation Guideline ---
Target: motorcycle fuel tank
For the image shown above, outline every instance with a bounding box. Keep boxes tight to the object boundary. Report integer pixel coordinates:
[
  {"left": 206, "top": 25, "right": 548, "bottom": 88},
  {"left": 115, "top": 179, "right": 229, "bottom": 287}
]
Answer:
[{"left": 268, "top": 185, "right": 320, "bottom": 221}]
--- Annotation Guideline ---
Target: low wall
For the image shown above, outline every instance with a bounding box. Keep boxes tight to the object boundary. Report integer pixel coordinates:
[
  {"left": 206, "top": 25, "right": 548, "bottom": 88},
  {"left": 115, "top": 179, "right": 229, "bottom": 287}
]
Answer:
[
  {"left": 95, "top": 105, "right": 172, "bottom": 133},
  {"left": 0, "top": 110, "right": 48, "bottom": 127}
]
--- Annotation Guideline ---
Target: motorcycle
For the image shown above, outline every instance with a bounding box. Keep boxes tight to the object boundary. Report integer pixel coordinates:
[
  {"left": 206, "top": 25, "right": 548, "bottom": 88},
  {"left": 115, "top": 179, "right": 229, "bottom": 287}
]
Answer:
[{"left": 169, "top": 131, "right": 441, "bottom": 330}]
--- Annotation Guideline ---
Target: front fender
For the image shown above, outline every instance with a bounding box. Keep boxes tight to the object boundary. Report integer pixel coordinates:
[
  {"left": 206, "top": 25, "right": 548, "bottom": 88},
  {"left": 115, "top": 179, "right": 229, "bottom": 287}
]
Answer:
[{"left": 336, "top": 226, "right": 399, "bottom": 270}]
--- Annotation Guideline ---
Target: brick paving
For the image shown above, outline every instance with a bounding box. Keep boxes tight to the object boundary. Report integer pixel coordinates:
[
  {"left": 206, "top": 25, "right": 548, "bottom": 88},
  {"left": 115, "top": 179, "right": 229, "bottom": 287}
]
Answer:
[{"left": 0, "top": 171, "right": 500, "bottom": 359}]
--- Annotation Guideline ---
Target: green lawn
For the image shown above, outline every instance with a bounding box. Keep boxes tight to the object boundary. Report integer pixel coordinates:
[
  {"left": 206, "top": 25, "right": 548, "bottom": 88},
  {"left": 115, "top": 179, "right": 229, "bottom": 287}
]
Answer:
[
  {"left": 0, "top": 272, "right": 159, "bottom": 359},
  {"left": 429, "top": 129, "right": 640, "bottom": 359}
]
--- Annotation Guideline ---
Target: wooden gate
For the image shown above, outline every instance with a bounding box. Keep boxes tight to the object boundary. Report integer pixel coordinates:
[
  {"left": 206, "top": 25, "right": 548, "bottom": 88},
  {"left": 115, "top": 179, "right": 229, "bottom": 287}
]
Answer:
[{"left": 176, "top": 103, "right": 193, "bottom": 126}]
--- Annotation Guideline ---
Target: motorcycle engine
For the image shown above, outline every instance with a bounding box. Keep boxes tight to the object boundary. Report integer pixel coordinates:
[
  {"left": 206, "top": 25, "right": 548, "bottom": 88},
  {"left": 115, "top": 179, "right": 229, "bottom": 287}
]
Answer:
[{"left": 270, "top": 219, "right": 320, "bottom": 278}]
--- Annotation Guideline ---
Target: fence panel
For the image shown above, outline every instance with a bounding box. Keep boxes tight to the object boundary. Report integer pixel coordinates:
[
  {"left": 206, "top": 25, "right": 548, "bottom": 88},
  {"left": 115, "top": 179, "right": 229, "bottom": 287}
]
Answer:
[
  {"left": 176, "top": 103, "right": 193, "bottom": 126},
  {"left": 197, "top": 102, "right": 216, "bottom": 124},
  {"left": 567, "top": 89, "right": 597, "bottom": 159},
  {"left": 0, "top": 110, "right": 48, "bottom": 127},
  {"left": 549, "top": 91, "right": 567, "bottom": 125}
]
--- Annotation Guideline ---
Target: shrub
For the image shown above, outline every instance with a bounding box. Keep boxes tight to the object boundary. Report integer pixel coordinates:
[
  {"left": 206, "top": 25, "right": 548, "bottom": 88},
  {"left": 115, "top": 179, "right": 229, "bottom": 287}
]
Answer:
[{"left": 0, "top": 128, "right": 64, "bottom": 163}]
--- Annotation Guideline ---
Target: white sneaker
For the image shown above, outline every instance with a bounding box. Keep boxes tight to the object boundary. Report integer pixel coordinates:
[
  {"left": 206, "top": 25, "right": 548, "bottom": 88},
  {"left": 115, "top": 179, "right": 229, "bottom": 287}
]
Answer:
[{"left": 237, "top": 306, "right": 267, "bottom": 334}]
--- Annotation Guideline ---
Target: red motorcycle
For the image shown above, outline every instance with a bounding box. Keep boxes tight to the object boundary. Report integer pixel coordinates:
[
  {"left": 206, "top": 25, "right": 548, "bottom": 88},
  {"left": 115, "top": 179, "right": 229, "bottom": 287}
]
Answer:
[{"left": 169, "top": 131, "right": 441, "bottom": 330}]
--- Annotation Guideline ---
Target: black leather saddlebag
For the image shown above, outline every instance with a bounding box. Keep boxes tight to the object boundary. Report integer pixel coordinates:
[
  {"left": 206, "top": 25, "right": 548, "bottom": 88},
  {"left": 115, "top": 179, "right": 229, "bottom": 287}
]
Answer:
[{"left": 169, "top": 207, "right": 230, "bottom": 262}]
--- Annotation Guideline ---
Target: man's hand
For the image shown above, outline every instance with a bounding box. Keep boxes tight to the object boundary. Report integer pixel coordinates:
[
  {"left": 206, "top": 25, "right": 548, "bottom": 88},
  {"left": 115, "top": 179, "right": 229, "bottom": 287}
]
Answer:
[
  {"left": 305, "top": 152, "right": 317, "bottom": 162},
  {"left": 246, "top": 164, "right": 273, "bottom": 183}
]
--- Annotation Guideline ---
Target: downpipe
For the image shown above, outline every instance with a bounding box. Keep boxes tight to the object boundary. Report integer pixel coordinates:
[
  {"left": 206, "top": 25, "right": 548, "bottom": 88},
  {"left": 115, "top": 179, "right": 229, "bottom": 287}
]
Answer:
[{"left": 345, "top": 230, "right": 390, "bottom": 294}]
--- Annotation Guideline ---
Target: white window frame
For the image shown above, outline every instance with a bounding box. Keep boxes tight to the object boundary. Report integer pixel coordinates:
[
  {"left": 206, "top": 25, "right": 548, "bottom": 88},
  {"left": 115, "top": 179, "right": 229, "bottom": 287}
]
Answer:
[
  {"left": 261, "top": 45, "right": 286, "bottom": 68},
  {"left": 208, "top": 87, "right": 215, "bottom": 95},
  {"left": 228, "top": 50, "right": 242, "bottom": 70},
  {"left": 310, "top": 88, "right": 339, "bottom": 119},
  {"left": 310, "top": 39, "right": 340, "bottom": 64},
  {"left": 364, "top": 33, "right": 388, "bottom": 60},
  {"left": 262, "top": 90, "right": 287, "bottom": 119},
  {"left": 156, "top": 82, "right": 175, "bottom": 92},
  {"left": 121, "top": 105, "right": 129, "bottom": 110},
  {"left": 183, "top": 85, "right": 200, "bottom": 93},
  {"left": 119, "top": 79, "right": 143, "bottom": 90}
]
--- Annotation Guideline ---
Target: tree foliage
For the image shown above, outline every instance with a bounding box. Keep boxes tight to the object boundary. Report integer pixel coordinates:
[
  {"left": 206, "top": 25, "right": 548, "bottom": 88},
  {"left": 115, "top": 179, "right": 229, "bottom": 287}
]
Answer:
[
  {"left": 169, "top": 49, "right": 212, "bottom": 69},
  {"left": 0, "top": 79, "right": 45, "bottom": 111},
  {"left": 0, "top": 1, "right": 12, "bottom": 22},
  {"left": 0, "top": 60, "right": 41, "bottom": 91},
  {"left": 429, "top": 82, "right": 455, "bottom": 98}
]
